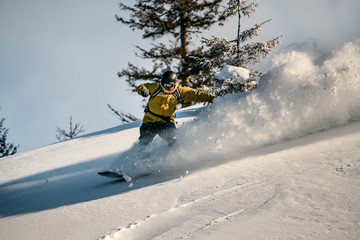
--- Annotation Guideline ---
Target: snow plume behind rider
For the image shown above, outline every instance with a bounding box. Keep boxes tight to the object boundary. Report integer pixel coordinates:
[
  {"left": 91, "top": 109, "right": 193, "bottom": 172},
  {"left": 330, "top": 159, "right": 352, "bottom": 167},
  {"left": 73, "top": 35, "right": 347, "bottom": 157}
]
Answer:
[{"left": 174, "top": 41, "right": 360, "bottom": 166}]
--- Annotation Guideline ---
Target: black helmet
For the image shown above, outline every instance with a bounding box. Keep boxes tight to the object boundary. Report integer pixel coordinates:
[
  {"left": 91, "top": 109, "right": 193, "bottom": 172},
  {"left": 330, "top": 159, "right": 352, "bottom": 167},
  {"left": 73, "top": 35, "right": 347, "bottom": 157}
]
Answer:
[{"left": 161, "top": 71, "right": 178, "bottom": 86}]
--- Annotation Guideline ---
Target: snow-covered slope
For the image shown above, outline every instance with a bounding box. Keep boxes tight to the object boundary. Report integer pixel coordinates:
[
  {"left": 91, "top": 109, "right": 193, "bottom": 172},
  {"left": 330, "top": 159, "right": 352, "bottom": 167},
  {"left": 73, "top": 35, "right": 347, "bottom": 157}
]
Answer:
[{"left": 0, "top": 42, "right": 359, "bottom": 240}]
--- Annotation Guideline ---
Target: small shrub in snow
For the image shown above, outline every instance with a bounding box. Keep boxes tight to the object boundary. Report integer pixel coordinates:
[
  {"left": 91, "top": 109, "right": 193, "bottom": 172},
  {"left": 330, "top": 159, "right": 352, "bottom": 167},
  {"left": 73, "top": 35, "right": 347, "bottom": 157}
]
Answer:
[{"left": 0, "top": 110, "right": 18, "bottom": 158}]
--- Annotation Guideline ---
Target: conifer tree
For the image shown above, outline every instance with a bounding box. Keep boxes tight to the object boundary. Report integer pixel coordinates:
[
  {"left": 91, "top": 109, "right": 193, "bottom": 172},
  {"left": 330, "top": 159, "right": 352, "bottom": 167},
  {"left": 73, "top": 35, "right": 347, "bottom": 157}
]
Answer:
[
  {"left": 116, "top": 0, "right": 236, "bottom": 95},
  {"left": 116, "top": 0, "right": 280, "bottom": 99},
  {"left": 200, "top": 0, "right": 281, "bottom": 96},
  {"left": 0, "top": 109, "right": 19, "bottom": 158}
]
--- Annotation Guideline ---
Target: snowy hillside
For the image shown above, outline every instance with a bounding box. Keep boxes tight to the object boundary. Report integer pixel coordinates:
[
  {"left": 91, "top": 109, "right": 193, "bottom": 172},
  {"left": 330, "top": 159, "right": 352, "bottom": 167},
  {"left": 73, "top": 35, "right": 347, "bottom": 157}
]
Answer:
[{"left": 0, "top": 42, "right": 360, "bottom": 240}]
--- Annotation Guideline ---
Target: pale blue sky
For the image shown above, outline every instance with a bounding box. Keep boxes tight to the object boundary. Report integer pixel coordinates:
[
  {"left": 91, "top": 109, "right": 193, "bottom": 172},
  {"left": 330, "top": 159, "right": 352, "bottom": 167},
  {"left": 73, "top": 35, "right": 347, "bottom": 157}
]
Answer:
[{"left": 1, "top": 0, "right": 359, "bottom": 152}]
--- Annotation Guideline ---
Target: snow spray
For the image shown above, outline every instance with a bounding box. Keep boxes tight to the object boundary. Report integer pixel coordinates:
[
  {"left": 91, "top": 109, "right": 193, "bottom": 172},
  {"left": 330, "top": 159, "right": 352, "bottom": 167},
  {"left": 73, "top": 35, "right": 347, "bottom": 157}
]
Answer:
[{"left": 169, "top": 41, "right": 360, "bottom": 169}]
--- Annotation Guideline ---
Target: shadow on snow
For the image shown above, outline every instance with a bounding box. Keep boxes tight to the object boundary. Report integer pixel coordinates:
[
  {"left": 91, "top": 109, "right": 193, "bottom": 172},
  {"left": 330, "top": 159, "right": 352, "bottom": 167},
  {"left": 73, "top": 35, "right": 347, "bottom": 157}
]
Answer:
[{"left": 0, "top": 153, "right": 172, "bottom": 218}]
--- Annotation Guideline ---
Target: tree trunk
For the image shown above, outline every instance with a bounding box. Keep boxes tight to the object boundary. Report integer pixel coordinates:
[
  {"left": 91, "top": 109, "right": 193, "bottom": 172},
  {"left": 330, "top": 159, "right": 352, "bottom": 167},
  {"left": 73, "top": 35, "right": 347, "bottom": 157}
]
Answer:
[
  {"left": 237, "top": 0, "right": 242, "bottom": 58},
  {"left": 179, "top": 6, "right": 190, "bottom": 86}
]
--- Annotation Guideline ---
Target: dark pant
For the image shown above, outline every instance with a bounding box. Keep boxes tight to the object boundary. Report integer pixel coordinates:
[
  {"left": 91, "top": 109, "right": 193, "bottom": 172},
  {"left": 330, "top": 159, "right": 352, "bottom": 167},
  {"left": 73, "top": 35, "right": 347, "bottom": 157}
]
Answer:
[{"left": 139, "top": 122, "right": 176, "bottom": 146}]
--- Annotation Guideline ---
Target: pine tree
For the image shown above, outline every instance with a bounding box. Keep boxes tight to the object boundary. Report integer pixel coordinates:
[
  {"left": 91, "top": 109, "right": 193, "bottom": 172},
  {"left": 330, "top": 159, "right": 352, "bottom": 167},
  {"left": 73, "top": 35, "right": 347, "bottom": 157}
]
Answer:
[
  {"left": 200, "top": 0, "right": 281, "bottom": 96},
  {"left": 116, "top": 0, "right": 237, "bottom": 97},
  {"left": 0, "top": 110, "right": 19, "bottom": 158}
]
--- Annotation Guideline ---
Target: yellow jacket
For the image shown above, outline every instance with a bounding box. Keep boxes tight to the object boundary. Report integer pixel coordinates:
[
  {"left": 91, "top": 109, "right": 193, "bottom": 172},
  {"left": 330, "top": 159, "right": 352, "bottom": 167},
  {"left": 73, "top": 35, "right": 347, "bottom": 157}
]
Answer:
[{"left": 137, "top": 83, "right": 214, "bottom": 123}]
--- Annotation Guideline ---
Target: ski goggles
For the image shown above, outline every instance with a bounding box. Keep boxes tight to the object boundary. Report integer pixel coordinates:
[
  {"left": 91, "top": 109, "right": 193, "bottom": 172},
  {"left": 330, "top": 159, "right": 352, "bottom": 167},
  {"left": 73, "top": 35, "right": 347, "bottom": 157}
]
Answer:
[{"left": 163, "top": 83, "right": 175, "bottom": 88}]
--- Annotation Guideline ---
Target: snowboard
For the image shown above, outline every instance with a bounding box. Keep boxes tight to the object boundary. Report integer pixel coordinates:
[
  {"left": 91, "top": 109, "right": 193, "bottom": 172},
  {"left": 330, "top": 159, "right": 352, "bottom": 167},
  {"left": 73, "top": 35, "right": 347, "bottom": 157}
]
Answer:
[
  {"left": 98, "top": 171, "right": 151, "bottom": 181},
  {"left": 97, "top": 171, "right": 125, "bottom": 180}
]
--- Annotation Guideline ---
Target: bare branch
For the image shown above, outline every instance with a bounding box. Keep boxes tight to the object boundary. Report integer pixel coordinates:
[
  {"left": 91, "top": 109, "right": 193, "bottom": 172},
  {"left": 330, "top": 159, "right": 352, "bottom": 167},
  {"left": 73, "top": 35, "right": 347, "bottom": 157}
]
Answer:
[
  {"left": 56, "top": 116, "right": 85, "bottom": 142},
  {"left": 107, "top": 104, "right": 139, "bottom": 124}
]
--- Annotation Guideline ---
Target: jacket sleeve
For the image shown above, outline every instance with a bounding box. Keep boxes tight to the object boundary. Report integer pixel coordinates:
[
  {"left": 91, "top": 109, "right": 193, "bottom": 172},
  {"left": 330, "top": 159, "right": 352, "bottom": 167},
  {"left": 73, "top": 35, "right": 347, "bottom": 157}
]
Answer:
[
  {"left": 179, "top": 86, "right": 214, "bottom": 103},
  {"left": 137, "top": 83, "right": 159, "bottom": 96}
]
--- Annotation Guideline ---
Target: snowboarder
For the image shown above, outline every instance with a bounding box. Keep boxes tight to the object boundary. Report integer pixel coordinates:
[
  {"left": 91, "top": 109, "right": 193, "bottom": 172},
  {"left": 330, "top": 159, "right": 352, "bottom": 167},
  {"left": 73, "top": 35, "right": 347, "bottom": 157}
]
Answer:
[{"left": 137, "top": 70, "right": 214, "bottom": 146}]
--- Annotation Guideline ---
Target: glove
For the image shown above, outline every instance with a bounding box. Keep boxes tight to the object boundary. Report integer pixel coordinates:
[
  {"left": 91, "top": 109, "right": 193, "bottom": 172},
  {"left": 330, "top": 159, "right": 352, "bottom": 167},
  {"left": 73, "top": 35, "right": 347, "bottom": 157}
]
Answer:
[{"left": 141, "top": 88, "right": 150, "bottom": 97}]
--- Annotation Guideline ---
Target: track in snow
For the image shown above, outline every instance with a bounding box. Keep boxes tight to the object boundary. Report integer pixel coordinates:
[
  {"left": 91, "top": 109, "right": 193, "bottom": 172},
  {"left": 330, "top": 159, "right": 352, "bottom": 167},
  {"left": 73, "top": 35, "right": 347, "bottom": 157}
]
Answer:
[{"left": 99, "top": 178, "right": 279, "bottom": 240}]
